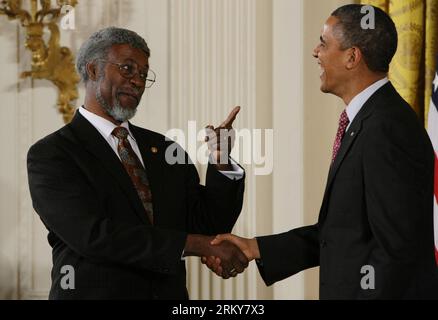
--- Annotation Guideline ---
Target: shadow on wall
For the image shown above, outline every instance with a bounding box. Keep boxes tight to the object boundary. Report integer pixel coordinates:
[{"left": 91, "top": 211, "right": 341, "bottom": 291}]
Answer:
[{"left": 0, "top": 251, "right": 15, "bottom": 299}]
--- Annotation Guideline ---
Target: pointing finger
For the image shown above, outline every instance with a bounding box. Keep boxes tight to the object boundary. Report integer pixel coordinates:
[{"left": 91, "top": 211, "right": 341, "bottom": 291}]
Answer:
[{"left": 220, "top": 106, "right": 241, "bottom": 129}]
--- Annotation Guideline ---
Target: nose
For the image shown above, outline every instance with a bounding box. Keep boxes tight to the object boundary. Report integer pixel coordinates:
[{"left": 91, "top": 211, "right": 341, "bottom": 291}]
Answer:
[
  {"left": 313, "top": 45, "right": 319, "bottom": 59},
  {"left": 129, "top": 73, "right": 145, "bottom": 89}
]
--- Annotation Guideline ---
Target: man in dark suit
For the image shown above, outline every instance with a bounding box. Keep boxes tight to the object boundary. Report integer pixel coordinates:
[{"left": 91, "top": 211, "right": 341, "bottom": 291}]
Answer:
[
  {"left": 27, "top": 27, "right": 248, "bottom": 300},
  {"left": 205, "top": 5, "right": 438, "bottom": 299}
]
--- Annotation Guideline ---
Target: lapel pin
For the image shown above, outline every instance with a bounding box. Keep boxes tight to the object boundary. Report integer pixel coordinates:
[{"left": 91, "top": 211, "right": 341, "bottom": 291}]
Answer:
[
  {"left": 350, "top": 132, "right": 355, "bottom": 137},
  {"left": 151, "top": 147, "right": 158, "bottom": 154}
]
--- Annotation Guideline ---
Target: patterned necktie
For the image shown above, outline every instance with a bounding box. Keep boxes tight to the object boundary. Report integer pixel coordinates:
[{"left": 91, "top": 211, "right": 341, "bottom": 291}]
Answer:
[
  {"left": 331, "top": 110, "right": 350, "bottom": 163},
  {"left": 112, "top": 127, "right": 154, "bottom": 224}
]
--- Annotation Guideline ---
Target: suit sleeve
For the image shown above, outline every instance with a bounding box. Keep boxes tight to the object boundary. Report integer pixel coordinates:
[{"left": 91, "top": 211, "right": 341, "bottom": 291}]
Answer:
[
  {"left": 27, "top": 139, "right": 187, "bottom": 275},
  {"left": 184, "top": 155, "right": 245, "bottom": 235},
  {"left": 255, "top": 224, "right": 320, "bottom": 286},
  {"left": 361, "top": 117, "right": 435, "bottom": 298}
]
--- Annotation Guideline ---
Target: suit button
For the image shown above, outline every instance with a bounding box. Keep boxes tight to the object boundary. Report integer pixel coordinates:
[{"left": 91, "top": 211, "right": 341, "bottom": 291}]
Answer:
[
  {"left": 152, "top": 293, "right": 159, "bottom": 299},
  {"left": 163, "top": 268, "right": 169, "bottom": 273},
  {"left": 320, "top": 240, "right": 327, "bottom": 248}
]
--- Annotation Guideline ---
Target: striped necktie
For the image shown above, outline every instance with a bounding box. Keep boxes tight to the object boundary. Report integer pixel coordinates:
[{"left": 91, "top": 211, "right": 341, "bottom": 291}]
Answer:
[{"left": 112, "top": 127, "right": 154, "bottom": 224}]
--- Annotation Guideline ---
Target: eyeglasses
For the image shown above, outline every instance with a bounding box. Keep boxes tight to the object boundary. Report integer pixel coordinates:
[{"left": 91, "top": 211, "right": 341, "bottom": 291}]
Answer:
[{"left": 100, "top": 60, "right": 156, "bottom": 88}]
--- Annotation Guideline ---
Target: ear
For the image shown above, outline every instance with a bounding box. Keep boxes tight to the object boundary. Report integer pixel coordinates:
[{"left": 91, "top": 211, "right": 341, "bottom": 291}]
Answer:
[
  {"left": 345, "top": 47, "right": 362, "bottom": 70},
  {"left": 86, "top": 61, "right": 99, "bottom": 82}
]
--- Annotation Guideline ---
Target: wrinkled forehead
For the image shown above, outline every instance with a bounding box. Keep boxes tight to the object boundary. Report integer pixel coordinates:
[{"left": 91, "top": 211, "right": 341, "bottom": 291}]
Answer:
[{"left": 107, "top": 44, "right": 149, "bottom": 67}]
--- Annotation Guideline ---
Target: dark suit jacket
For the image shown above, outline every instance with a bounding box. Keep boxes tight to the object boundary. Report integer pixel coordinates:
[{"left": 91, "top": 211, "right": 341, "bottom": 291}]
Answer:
[
  {"left": 27, "top": 112, "right": 245, "bottom": 300},
  {"left": 257, "top": 83, "right": 438, "bottom": 299}
]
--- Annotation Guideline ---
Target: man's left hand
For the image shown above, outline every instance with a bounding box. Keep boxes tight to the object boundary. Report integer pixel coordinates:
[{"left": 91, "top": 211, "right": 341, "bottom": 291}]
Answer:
[{"left": 205, "top": 106, "right": 240, "bottom": 171}]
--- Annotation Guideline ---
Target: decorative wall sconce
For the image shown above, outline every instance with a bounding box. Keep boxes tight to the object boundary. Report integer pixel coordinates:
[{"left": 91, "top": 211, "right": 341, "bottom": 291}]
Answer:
[{"left": 0, "top": 0, "right": 79, "bottom": 123}]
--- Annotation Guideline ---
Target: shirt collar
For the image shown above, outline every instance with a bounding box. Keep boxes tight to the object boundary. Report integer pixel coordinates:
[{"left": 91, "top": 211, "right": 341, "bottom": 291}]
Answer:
[
  {"left": 346, "top": 77, "right": 389, "bottom": 124},
  {"left": 79, "top": 106, "right": 136, "bottom": 141}
]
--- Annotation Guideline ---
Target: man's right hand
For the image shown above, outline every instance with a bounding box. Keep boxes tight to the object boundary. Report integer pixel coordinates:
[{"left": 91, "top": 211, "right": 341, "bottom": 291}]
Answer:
[{"left": 184, "top": 234, "right": 249, "bottom": 279}]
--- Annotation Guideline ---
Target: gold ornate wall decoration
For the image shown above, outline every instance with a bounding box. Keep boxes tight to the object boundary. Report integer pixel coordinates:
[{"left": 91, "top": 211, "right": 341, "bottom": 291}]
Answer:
[{"left": 0, "top": 0, "right": 79, "bottom": 123}]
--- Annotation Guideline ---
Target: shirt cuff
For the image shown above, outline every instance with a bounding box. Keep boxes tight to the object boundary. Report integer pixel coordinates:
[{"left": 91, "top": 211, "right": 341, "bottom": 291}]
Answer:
[{"left": 217, "top": 159, "right": 244, "bottom": 181}]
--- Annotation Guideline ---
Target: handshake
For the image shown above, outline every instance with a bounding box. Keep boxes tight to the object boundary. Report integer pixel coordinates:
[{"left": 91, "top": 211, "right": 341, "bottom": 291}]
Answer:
[{"left": 184, "top": 234, "right": 260, "bottom": 279}]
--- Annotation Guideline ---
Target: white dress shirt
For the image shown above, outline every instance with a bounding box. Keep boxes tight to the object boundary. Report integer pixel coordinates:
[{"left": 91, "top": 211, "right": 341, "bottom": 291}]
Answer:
[
  {"left": 79, "top": 106, "right": 243, "bottom": 180},
  {"left": 345, "top": 77, "right": 389, "bottom": 130}
]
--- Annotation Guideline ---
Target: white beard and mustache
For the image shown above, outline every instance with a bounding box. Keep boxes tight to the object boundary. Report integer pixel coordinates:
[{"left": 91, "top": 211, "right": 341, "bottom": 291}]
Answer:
[{"left": 96, "top": 76, "right": 138, "bottom": 122}]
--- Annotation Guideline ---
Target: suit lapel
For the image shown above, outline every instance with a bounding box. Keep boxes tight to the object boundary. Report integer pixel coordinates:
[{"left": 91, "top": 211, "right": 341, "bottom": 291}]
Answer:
[
  {"left": 68, "top": 112, "right": 150, "bottom": 225},
  {"left": 319, "top": 82, "right": 392, "bottom": 223},
  {"left": 318, "top": 120, "right": 362, "bottom": 224},
  {"left": 326, "top": 120, "right": 362, "bottom": 188}
]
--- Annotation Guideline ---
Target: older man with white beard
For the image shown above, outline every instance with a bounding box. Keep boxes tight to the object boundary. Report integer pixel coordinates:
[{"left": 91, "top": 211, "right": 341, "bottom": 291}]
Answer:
[{"left": 27, "top": 27, "right": 247, "bottom": 300}]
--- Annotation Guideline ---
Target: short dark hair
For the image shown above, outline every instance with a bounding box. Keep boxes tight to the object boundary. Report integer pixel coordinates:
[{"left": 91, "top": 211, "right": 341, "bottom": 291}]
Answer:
[{"left": 331, "top": 4, "right": 398, "bottom": 73}]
